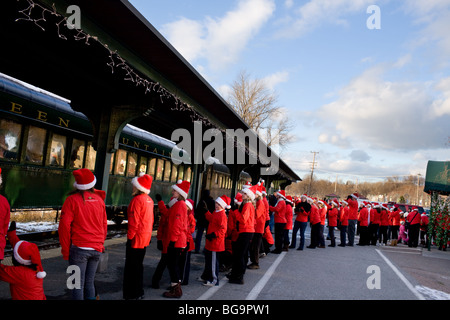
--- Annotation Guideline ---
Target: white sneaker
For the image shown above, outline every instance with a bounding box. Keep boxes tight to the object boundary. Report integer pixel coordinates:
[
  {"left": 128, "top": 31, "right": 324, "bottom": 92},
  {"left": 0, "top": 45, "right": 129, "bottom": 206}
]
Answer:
[{"left": 203, "top": 281, "right": 216, "bottom": 287}]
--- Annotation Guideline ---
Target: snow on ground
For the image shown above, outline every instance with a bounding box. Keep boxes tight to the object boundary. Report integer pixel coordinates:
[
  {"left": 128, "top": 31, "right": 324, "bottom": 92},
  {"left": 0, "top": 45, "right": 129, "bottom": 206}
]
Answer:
[{"left": 14, "top": 220, "right": 127, "bottom": 234}]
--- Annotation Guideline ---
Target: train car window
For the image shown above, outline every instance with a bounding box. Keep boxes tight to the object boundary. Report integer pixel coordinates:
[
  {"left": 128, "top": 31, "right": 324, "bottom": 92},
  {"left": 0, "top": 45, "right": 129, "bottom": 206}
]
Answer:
[
  {"left": 70, "top": 139, "right": 85, "bottom": 169},
  {"left": 171, "top": 163, "right": 178, "bottom": 182},
  {"left": 155, "top": 158, "right": 164, "bottom": 181},
  {"left": 177, "top": 165, "right": 185, "bottom": 181},
  {"left": 85, "top": 142, "right": 97, "bottom": 171},
  {"left": 109, "top": 153, "right": 114, "bottom": 174},
  {"left": 163, "top": 160, "right": 171, "bottom": 182},
  {"left": 126, "top": 152, "right": 137, "bottom": 177},
  {"left": 148, "top": 158, "right": 156, "bottom": 177},
  {"left": 139, "top": 156, "right": 147, "bottom": 174},
  {"left": 214, "top": 173, "right": 218, "bottom": 184},
  {"left": 0, "top": 119, "right": 21, "bottom": 161},
  {"left": 185, "top": 166, "right": 192, "bottom": 182},
  {"left": 25, "top": 126, "right": 46, "bottom": 165},
  {"left": 115, "top": 149, "right": 127, "bottom": 175},
  {"left": 48, "top": 133, "right": 66, "bottom": 167}
]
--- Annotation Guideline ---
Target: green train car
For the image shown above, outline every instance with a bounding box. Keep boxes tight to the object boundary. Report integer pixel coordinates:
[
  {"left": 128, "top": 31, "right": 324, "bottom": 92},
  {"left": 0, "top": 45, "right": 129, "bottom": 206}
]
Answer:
[{"left": 0, "top": 74, "right": 249, "bottom": 223}]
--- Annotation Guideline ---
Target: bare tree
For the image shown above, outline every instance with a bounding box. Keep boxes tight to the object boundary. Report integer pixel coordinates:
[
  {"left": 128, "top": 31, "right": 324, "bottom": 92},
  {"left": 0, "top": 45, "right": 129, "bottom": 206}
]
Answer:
[{"left": 227, "top": 70, "right": 294, "bottom": 150}]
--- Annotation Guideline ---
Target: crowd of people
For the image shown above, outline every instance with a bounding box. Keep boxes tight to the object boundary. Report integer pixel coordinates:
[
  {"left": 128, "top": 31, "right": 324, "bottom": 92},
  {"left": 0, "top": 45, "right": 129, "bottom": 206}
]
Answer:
[{"left": 0, "top": 166, "right": 446, "bottom": 300}]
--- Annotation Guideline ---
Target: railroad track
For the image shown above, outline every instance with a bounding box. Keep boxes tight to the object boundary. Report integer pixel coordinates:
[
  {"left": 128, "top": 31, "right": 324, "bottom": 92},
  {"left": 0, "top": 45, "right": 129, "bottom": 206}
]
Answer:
[{"left": 3, "top": 223, "right": 128, "bottom": 257}]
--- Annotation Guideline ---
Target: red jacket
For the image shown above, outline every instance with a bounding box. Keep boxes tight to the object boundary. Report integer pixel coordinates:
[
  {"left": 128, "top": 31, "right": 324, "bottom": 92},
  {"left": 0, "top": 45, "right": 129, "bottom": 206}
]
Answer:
[
  {"left": 157, "top": 200, "right": 169, "bottom": 242},
  {"left": 328, "top": 208, "right": 338, "bottom": 227},
  {"left": 380, "top": 209, "right": 389, "bottom": 226},
  {"left": 255, "top": 199, "right": 266, "bottom": 234},
  {"left": 236, "top": 202, "right": 255, "bottom": 233},
  {"left": 263, "top": 225, "right": 274, "bottom": 245},
  {"left": 320, "top": 207, "right": 327, "bottom": 225},
  {"left": 358, "top": 207, "right": 369, "bottom": 227},
  {"left": 347, "top": 198, "right": 359, "bottom": 220},
  {"left": 390, "top": 210, "right": 401, "bottom": 226},
  {"left": 205, "top": 209, "right": 227, "bottom": 252},
  {"left": 187, "top": 211, "right": 196, "bottom": 252},
  {"left": 164, "top": 200, "right": 188, "bottom": 249},
  {"left": 295, "top": 203, "right": 310, "bottom": 223},
  {"left": 263, "top": 197, "right": 270, "bottom": 221},
  {"left": 370, "top": 209, "right": 381, "bottom": 225},
  {"left": 407, "top": 210, "right": 421, "bottom": 225},
  {"left": 0, "top": 265, "right": 46, "bottom": 300},
  {"left": 127, "top": 194, "right": 154, "bottom": 249},
  {"left": 269, "top": 199, "right": 286, "bottom": 224},
  {"left": 227, "top": 209, "right": 239, "bottom": 242},
  {"left": 0, "top": 195, "right": 10, "bottom": 260},
  {"left": 340, "top": 206, "right": 349, "bottom": 226},
  {"left": 284, "top": 203, "right": 293, "bottom": 230},
  {"left": 59, "top": 192, "right": 107, "bottom": 260},
  {"left": 309, "top": 205, "right": 321, "bottom": 225}
]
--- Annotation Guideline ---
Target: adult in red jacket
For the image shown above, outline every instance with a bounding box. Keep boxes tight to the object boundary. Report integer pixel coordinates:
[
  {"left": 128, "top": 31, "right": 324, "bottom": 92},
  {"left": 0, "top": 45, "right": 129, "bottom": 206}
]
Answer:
[
  {"left": 0, "top": 168, "right": 10, "bottom": 262},
  {"left": 163, "top": 180, "right": 190, "bottom": 298},
  {"left": 327, "top": 199, "right": 339, "bottom": 247},
  {"left": 269, "top": 190, "right": 287, "bottom": 253},
  {"left": 283, "top": 196, "right": 294, "bottom": 251},
  {"left": 420, "top": 213, "right": 429, "bottom": 247},
  {"left": 200, "top": 195, "right": 229, "bottom": 286},
  {"left": 291, "top": 194, "right": 310, "bottom": 250},
  {"left": 307, "top": 199, "right": 321, "bottom": 249},
  {"left": 357, "top": 205, "right": 369, "bottom": 246},
  {"left": 123, "top": 173, "right": 154, "bottom": 300},
  {"left": 338, "top": 201, "right": 349, "bottom": 247},
  {"left": 346, "top": 193, "right": 359, "bottom": 246},
  {"left": 228, "top": 186, "right": 256, "bottom": 284},
  {"left": 389, "top": 207, "right": 401, "bottom": 246},
  {"left": 59, "top": 169, "right": 107, "bottom": 300},
  {"left": 379, "top": 205, "right": 390, "bottom": 245},
  {"left": 369, "top": 205, "right": 381, "bottom": 246},
  {"left": 406, "top": 207, "right": 421, "bottom": 248},
  {"left": 248, "top": 188, "right": 267, "bottom": 269}
]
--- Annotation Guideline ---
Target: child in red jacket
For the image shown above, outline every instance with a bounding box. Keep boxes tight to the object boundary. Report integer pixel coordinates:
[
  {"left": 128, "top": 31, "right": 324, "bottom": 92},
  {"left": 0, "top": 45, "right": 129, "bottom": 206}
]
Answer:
[
  {"left": 0, "top": 222, "right": 46, "bottom": 300},
  {"left": 200, "top": 195, "right": 229, "bottom": 286}
]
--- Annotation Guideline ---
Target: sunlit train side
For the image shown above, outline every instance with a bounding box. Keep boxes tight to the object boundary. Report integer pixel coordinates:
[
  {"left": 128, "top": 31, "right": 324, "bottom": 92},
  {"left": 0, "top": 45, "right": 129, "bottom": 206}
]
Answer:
[{"left": 0, "top": 74, "right": 250, "bottom": 224}]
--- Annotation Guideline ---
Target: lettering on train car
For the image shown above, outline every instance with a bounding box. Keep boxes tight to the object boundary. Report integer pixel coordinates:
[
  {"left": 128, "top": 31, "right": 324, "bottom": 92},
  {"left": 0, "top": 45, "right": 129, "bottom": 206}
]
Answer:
[
  {"left": 120, "top": 136, "right": 171, "bottom": 158},
  {"left": 7, "top": 101, "right": 71, "bottom": 129}
]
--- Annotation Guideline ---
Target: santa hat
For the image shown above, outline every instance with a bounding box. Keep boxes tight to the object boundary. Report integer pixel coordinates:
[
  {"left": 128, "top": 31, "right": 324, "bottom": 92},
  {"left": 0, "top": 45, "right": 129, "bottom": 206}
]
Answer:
[
  {"left": 73, "top": 168, "right": 96, "bottom": 190},
  {"left": 242, "top": 181, "right": 252, "bottom": 189},
  {"left": 261, "top": 186, "right": 267, "bottom": 195},
  {"left": 255, "top": 184, "right": 263, "bottom": 197},
  {"left": 234, "top": 193, "right": 243, "bottom": 205},
  {"left": 186, "top": 199, "right": 194, "bottom": 211},
  {"left": 132, "top": 173, "right": 153, "bottom": 194},
  {"left": 332, "top": 199, "right": 339, "bottom": 207},
  {"left": 172, "top": 180, "right": 190, "bottom": 200},
  {"left": 341, "top": 200, "right": 348, "bottom": 206},
  {"left": 242, "top": 185, "right": 257, "bottom": 201},
  {"left": 216, "top": 195, "right": 231, "bottom": 210},
  {"left": 8, "top": 230, "right": 46, "bottom": 279},
  {"left": 412, "top": 207, "right": 419, "bottom": 212},
  {"left": 286, "top": 195, "right": 293, "bottom": 203},
  {"left": 276, "top": 190, "right": 286, "bottom": 199},
  {"left": 350, "top": 193, "right": 359, "bottom": 199}
]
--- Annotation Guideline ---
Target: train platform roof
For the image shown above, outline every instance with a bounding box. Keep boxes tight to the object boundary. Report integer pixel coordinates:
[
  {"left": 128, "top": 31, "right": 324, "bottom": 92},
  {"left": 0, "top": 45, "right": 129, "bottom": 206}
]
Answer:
[{"left": 0, "top": 0, "right": 300, "bottom": 183}]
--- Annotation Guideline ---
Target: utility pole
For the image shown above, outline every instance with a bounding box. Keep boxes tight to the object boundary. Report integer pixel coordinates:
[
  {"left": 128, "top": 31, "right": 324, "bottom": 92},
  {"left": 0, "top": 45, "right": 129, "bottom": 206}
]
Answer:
[{"left": 308, "top": 151, "right": 319, "bottom": 194}]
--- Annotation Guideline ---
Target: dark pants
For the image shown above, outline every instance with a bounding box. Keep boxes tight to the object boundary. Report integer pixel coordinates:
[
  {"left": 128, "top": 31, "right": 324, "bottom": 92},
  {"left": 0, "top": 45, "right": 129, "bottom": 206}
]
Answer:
[
  {"left": 167, "top": 245, "right": 183, "bottom": 284},
  {"left": 249, "top": 233, "right": 263, "bottom": 265},
  {"left": 179, "top": 245, "right": 191, "bottom": 285},
  {"left": 273, "top": 223, "right": 286, "bottom": 252},
  {"left": 123, "top": 240, "right": 146, "bottom": 299},
  {"left": 328, "top": 226, "right": 336, "bottom": 246},
  {"left": 152, "top": 252, "right": 167, "bottom": 287},
  {"left": 408, "top": 224, "right": 420, "bottom": 248},
  {"left": 319, "top": 224, "right": 325, "bottom": 246},
  {"left": 379, "top": 226, "right": 388, "bottom": 244},
  {"left": 347, "top": 220, "right": 357, "bottom": 245},
  {"left": 309, "top": 223, "right": 321, "bottom": 248},
  {"left": 358, "top": 226, "right": 369, "bottom": 245},
  {"left": 369, "top": 223, "right": 379, "bottom": 245},
  {"left": 391, "top": 226, "right": 399, "bottom": 240},
  {"left": 230, "top": 232, "right": 253, "bottom": 281},
  {"left": 340, "top": 225, "right": 347, "bottom": 246}
]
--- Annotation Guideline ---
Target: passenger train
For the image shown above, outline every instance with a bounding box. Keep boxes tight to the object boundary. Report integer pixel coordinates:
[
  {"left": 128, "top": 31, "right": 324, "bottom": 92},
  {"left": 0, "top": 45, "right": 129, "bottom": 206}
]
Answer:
[{"left": 0, "top": 74, "right": 250, "bottom": 223}]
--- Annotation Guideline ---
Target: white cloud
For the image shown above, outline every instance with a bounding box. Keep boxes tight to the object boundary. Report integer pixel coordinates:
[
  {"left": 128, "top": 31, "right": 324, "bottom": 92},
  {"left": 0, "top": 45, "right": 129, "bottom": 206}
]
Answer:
[
  {"left": 262, "top": 71, "right": 290, "bottom": 90},
  {"left": 277, "top": 0, "right": 377, "bottom": 38},
  {"left": 316, "top": 65, "right": 450, "bottom": 151},
  {"left": 161, "top": 0, "right": 275, "bottom": 70}
]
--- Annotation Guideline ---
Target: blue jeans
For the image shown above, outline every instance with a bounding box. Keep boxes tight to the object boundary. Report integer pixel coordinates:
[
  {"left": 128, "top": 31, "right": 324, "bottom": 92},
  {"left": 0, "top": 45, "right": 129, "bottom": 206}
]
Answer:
[
  {"left": 291, "top": 221, "right": 307, "bottom": 249},
  {"left": 69, "top": 245, "right": 101, "bottom": 300}
]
